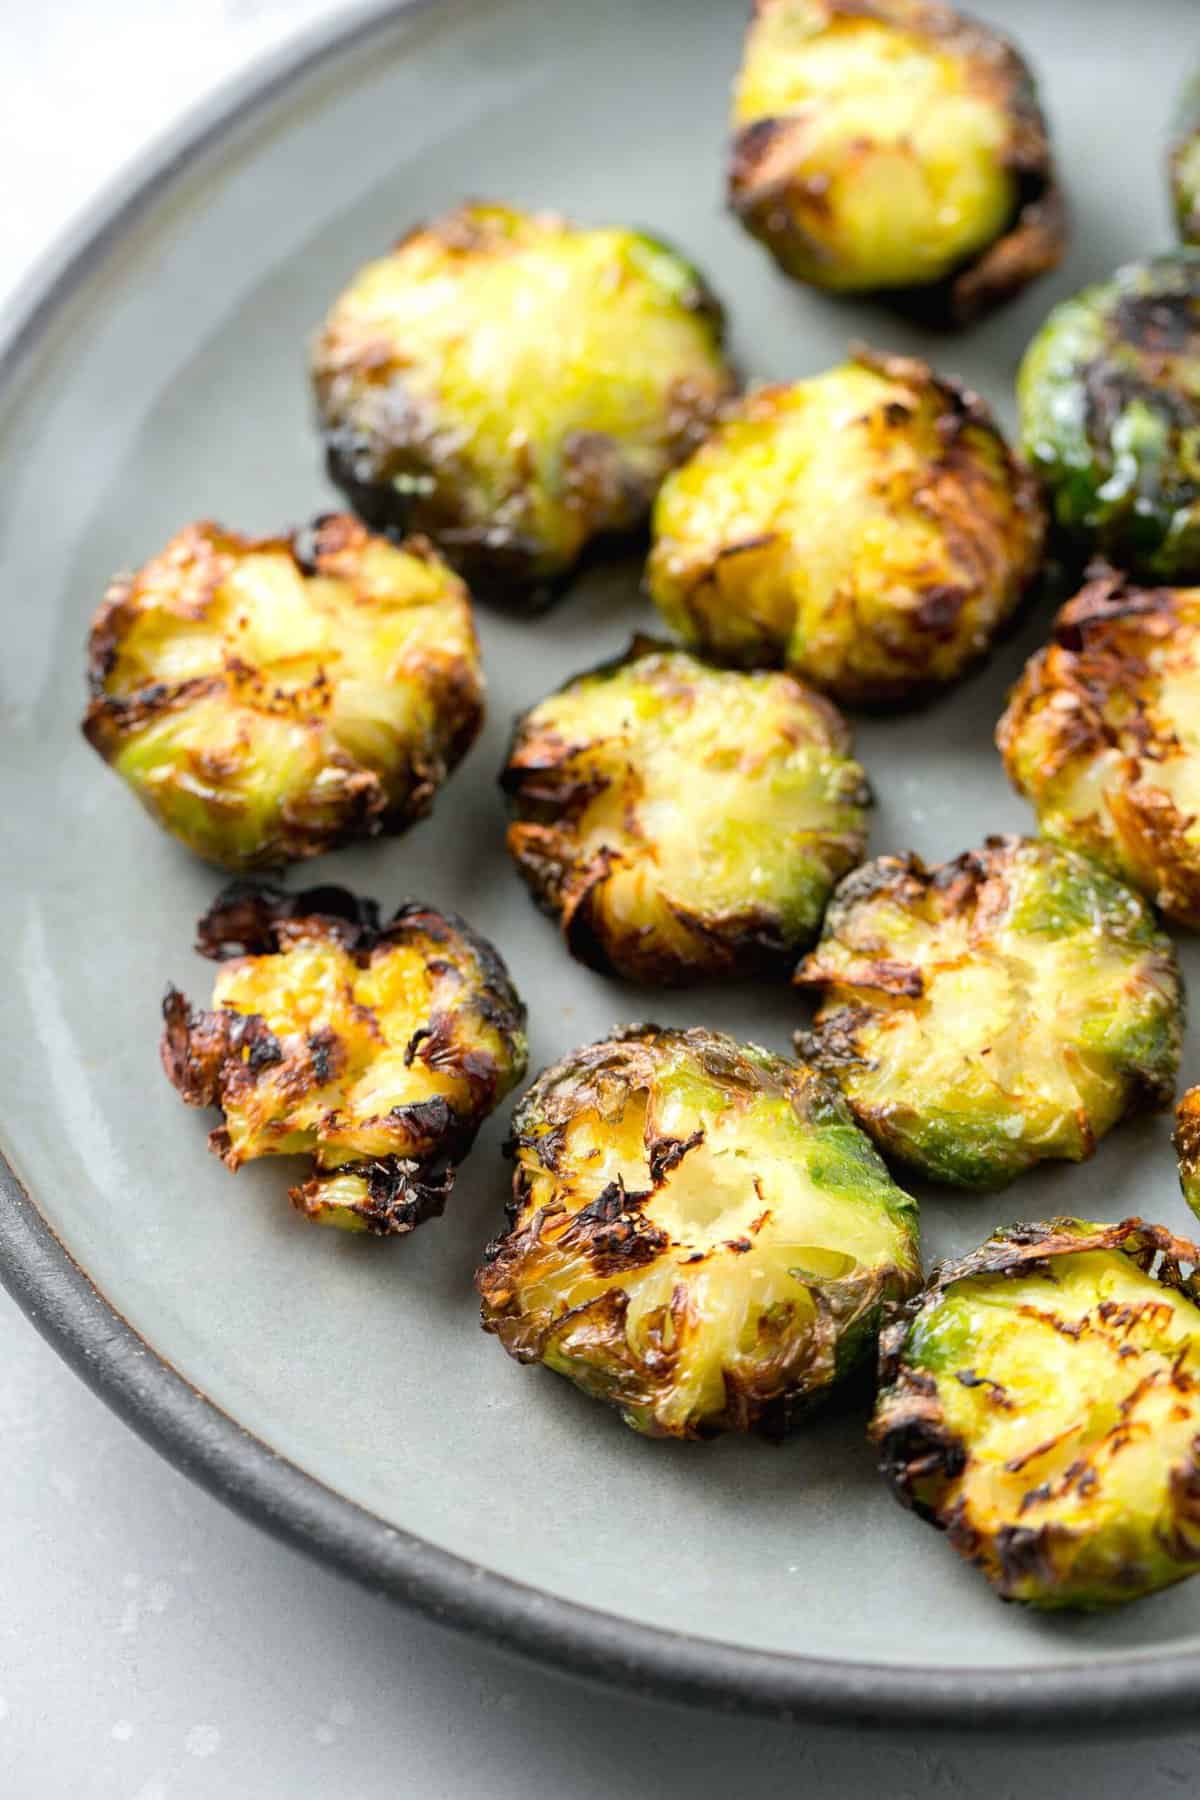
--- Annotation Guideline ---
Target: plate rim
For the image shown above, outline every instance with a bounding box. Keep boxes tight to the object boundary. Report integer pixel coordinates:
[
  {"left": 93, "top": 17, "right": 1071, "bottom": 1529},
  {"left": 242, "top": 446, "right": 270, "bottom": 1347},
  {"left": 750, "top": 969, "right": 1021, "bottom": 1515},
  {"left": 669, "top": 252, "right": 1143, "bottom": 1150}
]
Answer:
[{"left": 3, "top": 0, "right": 1199, "bottom": 1731}]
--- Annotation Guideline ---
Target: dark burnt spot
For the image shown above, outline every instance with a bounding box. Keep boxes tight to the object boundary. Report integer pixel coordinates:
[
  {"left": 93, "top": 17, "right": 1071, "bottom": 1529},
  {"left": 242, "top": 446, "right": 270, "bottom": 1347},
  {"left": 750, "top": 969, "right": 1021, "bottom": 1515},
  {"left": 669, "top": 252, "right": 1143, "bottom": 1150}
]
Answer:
[
  {"left": 794, "top": 1010, "right": 869, "bottom": 1072},
  {"left": 292, "top": 1151, "right": 455, "bottom": 1237},
  {"left": 994, "top": 1524, "right": 1058, "bottom": 1592},
  {"left": 875, "top": 1405, "right": 968, "bottom": 1516},
  {"left": 850, "top": 958, "right": 924, "bottom": 999},
  {"left": 1115, "top": 289, "right": 1200, "bottom": 355},
  {"left": 560, "top": 1180, "right": 668, "bottom": 1278},
  {"left": 308, "top": 1029, "right": 339, "bottom": 1087},
  {"left": 515, "top": 1122, "right": 567, "bottom": 1173},
  {"left": 407, "top": 1013, "right": 461, "bottom": 1074},
  {"left": 390, "top": 1095, "right": 456, "bottom": 1144},
  {"left": 942, "top": 1496, "right": 981, "bottom": 1563},
  {"left": 160, "top": 987, "right": 229, "bottom": 1107},
  {"left": 1022, "top": 1307, "right": 1086, "bottom": 1341},
  {"left": 1163, "top": 1443, "right": 1200, "bottom": 1561},
  {"left": 458, "top": 1047, "right": 501, "bottom": 1092},
  {"left": 575, "top": 1181, "right": 631, "bottom": 1228},
  {"left": 242, "top": 1020, "right": 283, "bottom": 1075},
  {"left": 288, "top": 514, "right": 356, "bottom": 576},
  {"left": 403, "top": 1026, "right": 432, "bottom": 1067},
  {"left": 914, "top": 584, "right": 967, "bottom": 636},
  {"left": 561, "top": 429, "right": 651, "bottom": 527},
  {"left": 1063, "top": 1460, "right": 1099, "bottom": 1500},
  {"left": 825, "top": 851, "right": 928, "bottom": 918},
  {"left": 208, "top": 1124, "right": 233, "bottom": 1162},
  {"left": 1083, "top": 360, "right": 1194, "bottom": 452},
  {"left": 648, "top": 1130, "right": 704, "bottom": 1185},
  {"left": 726, "top": 1237, "right": 752, "bottom": 1254},
  {"left": 195, "top": 881, "right": 383, "bottom": 960},
  {"left": 954, "top": 1368, "right": 1011, "bottom": 1403},
  {"left": 727, "top": 115, "right": 792, "bottom": 202}
]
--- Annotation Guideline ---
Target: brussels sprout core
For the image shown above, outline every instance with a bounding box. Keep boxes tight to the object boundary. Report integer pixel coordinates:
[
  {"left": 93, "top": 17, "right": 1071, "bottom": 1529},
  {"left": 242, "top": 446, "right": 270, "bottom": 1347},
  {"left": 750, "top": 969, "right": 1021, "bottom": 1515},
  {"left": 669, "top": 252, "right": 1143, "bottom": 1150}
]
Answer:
[
  {"left": 83, "top": 514, "right": 483, "bottom": 870},
  {"left": 502, "top": 640, "right": 872, "bottom": 984},
  {"left": 797, "top": 836, "right": 1183, "bottom": 1188},
  {"left": 872, "top": 1218, "right": 1200, "bottom": 1609},
  {"left": 998, "top": 565, "right": 1200, "bottom": 927},
  {"left": 161, "top": 884, "right": 526, "bottom": 1234},
  {"left": 728, "top": 0, "right": 1064, "bottom": 322},
  {"left": 647, "top": 350, "right": 1044, "bottom": 707},
  {"left": 1018, "top": 251, "right": 1200, "bottom": 581},
  {"left": 476, "top": 1026, "right": 921, "bottom": 1439},
  {"left": 312, "top": 203, "right": 736, "bottom": 599}
]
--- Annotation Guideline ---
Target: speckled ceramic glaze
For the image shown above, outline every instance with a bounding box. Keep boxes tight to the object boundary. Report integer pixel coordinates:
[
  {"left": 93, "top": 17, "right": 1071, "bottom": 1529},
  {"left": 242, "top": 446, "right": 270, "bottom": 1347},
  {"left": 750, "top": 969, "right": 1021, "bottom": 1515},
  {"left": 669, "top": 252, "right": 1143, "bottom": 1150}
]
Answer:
[{"left": 3, "top": 0, "right": 1200, "bottom": 1728}]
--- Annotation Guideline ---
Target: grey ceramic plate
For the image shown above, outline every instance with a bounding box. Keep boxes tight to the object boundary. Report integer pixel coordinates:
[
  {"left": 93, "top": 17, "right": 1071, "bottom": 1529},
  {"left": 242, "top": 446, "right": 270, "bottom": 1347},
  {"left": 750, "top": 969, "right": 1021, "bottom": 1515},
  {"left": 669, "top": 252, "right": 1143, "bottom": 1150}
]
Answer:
[{"left": 3, "top": 0, "right": 1200, "bottom": 1732}]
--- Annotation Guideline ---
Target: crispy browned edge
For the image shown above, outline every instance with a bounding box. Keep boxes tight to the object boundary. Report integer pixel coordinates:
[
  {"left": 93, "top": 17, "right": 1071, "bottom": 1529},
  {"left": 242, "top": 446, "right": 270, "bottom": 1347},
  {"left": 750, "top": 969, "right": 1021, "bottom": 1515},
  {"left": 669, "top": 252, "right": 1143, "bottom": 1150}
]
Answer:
[
  {"left": 160, "top": 880, "right": 526, "bottom": 1236},
  {"left": 500, "top": 634, "right": 871, "bottom": 983},
  {"left": 82, "top": 513, "right": 485, "bottom": 865},
  {"left": 727, "top": 0, "right": 1066, "bottom": 326}
]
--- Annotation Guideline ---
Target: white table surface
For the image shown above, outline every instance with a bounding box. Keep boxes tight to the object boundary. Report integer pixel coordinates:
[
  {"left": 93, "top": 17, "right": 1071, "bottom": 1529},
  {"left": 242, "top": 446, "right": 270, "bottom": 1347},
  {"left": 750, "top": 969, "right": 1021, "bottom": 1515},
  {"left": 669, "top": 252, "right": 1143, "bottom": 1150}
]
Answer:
[{"left": 4, "top": 4, "right": 1200, "bottom": 1793}]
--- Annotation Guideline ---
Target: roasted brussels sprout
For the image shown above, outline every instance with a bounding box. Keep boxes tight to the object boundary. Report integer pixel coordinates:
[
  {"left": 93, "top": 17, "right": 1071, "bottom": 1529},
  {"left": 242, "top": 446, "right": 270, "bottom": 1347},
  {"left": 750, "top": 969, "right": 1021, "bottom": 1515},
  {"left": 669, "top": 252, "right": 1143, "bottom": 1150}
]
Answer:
[
  {"left": 872, "top": 1217, "right": 1200, "bottom": 1609},
  {"left": 998, "top": 565, "right": 1200, "bottom": 927},
  {"left": 476, "top": 1026, "right": 920, "bottom": 1438},
  {"left": 1018, "top": 251, "right": 1200, "bottom": 582},
  {"left": 502, "top": 640, "right": 871, "bottom": 985},
  {"left": 1170, "top": 74, "right": 1200, "bottom": 245},
  {"left": 796, "top": 836, "right": 1183, "bottom": 1189},
  {"left": 312, "top": 203, "right": 736, "bottom": 600},
  {"left": 161, "top": 883, "right": 526, "bottom": 1235},
  {"left": 1176, "top": 1088, "right": 1200, "bottom": 1223},
  {"left": 728, "top": 0, "right": 1064, "bottom": 323},
  {"left": 83, "top": 514, "right": 482, "bottom": 871},
  {"left": 646, "top": 350, "right": 1044, "bottom": 706}
]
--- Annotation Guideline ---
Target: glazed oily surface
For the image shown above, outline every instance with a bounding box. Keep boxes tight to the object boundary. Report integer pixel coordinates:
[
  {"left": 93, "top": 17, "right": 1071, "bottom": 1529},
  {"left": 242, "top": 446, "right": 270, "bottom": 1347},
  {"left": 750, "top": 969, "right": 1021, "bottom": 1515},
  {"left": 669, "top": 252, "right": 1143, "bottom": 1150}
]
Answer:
[{"left": 4, "top": 0, "right": 1200, "bottom": 1686}]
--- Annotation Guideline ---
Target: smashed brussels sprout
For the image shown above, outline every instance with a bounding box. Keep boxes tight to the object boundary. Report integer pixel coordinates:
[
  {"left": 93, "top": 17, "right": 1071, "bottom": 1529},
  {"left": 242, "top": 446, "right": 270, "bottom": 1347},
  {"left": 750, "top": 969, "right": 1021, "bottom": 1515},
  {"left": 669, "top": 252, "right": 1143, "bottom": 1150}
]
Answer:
[
  {"left": 1171, "top": 74, "right": 1200, "bottom": 245},
  {"left": 796, "top": 836, "right": 1183, "bottom": 1189},
  {"left": 728, "top": 0, "right": 1064, "bottom": 323},
  {"left": 312, "top": 203, "right": 736, "bottom": 600},
  {"left": 83, "top": 514, "right": 482, "bottom": 870},
  {"left": 1176, "top": 1089, "right": 1200, "bottom": 1224},
  {"left": 502, "top": 640, "right": 871, "bottom": 984},
  {"left": 1018, "top": 251, "right": 1200, "bottom": 581},
  {"left": 998, "top": 565, "right": 1200, "bottom": 927},
  {"left": 476, "top": 1027, "right": 920, "bottom": 1438},
  {"left": 646, "top": 350, "right": 1044, "bottom": 706},
  {"left": 162, "top": 884, "right": 526, "bottom": 1235},
  {"left": 872, "top": 1218, "right": 1200, "bottom": 1609}
]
